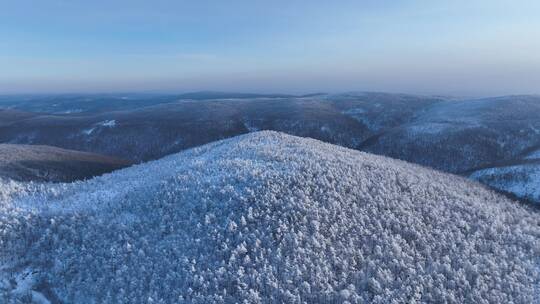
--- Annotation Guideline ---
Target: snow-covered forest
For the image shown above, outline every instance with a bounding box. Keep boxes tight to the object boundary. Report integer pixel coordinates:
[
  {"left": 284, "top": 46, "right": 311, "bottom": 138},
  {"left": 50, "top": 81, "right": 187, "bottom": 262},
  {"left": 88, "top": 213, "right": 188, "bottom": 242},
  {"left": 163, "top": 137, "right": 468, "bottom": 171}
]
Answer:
[
  {"left": 2, "top": 93, "right": 540, "bottom": 204},
  {"left": 1, "top": 132, "right": 538, "bottom": 303}
]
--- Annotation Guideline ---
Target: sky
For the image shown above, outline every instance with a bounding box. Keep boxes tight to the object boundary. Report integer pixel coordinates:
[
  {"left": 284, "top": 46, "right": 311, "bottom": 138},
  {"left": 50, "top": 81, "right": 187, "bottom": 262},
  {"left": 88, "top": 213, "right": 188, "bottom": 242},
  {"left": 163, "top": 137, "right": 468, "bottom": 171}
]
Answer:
[{"left": 1, "top": 0, "right": 539, "bottom": 96}]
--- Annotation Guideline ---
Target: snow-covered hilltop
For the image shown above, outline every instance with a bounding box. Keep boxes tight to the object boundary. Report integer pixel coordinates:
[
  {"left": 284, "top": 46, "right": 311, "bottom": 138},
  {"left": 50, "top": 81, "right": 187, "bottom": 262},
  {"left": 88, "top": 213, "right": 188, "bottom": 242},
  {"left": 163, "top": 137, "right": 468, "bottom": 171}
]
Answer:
[{"left": 1, "top": 131, "right": 539, "bottom": 303}]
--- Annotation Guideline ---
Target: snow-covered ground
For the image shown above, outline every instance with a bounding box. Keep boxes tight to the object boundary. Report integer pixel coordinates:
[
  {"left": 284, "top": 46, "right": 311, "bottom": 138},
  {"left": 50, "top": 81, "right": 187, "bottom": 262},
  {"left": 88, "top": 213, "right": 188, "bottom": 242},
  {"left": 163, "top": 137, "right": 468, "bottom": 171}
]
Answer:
[
  {"left": 99, "top": 120, "right": 116, "bottom": 127},
  {"left": 526, "top": 149, "right": 540, "bottom": 160},
  {"left": 471, "top": 163, "right": 540, "bottom": 203},
  {"left": 1, "top": 131, "right": 539, "bottom": 303},
  {"left": 81, "top": 120, "right": 117, "bottom": 135}
]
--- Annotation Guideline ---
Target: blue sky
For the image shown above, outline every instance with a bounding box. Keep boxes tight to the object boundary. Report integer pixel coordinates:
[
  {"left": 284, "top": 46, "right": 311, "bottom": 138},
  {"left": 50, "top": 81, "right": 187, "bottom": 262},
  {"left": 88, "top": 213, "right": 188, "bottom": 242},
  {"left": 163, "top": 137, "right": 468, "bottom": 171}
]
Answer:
[{"left": 1, "top": 0, "right": 539, "bottom": 95}]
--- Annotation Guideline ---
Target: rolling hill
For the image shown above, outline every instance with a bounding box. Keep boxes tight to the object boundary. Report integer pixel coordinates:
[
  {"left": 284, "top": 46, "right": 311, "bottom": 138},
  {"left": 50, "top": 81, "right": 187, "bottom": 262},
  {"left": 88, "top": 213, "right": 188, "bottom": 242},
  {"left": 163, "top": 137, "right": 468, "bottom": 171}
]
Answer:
[
  {"left": 0, "top": 144, "right": 131, "bottom": 182},
  {"left": 362, "top": 95, "right": 540, "bottom": 173},
  {"left": 1, "top": 132, "right": 538, "bottom": 303}
]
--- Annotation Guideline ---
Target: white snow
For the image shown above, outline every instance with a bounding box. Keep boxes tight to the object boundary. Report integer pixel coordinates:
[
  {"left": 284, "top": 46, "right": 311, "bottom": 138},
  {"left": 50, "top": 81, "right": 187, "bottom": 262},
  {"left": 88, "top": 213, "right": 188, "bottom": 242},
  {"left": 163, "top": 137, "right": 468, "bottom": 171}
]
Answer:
[
  {"left": 320, "top": 125, "right": 331, "bottom": 133},
  {"left": 1, "top": 131, "right": 539, "bottom": 303},
  {"left": 11, "top": 269, "right": 35, "bottom": 296},
  {"left": 243, "top": 121, "right": 260, "bottom": 132},
  {"left": 471, "top": 164, "right": 540, "bottom": 202},
  {"left": 31, "top": 291, "right": 51, "bottom": 304},
  {"left": 342, "top": 108, "right": 366, "bottom": 115},
  {"left": 530, "top": 124, "right": 540, "bottom": 135},
  {"left": 81, "top": 127, "right": 95, "bottom": 135},
  {"left": 81, "top": 120, "right": 117, "bottom": 136},
  {"left": 526, "top": 149, "right": 540, "bottom": 160},
  {"left": 57, "top": 109, "right": 83, "bottom": 114},
  {"left": 99, "top": 119, "right": 116, "bottom": 127}
]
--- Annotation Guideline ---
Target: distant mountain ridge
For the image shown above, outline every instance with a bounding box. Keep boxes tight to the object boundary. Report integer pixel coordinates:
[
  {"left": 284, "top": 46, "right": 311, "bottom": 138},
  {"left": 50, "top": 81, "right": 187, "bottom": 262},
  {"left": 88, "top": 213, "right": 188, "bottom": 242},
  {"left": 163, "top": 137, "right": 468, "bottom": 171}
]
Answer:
[
  {"left": 0, "top": 92, "right": 539, "bottom": 203},
  {"left": 0, "top": 91, "right": 327, "bottom": 114}
]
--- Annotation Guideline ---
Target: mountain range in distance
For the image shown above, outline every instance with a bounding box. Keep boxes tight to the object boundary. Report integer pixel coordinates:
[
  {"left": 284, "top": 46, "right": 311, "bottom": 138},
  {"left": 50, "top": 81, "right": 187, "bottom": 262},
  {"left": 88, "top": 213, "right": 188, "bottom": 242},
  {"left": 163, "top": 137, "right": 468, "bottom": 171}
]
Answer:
[{"left": 1, "top": 91, "right": 539, "bottom": 204}]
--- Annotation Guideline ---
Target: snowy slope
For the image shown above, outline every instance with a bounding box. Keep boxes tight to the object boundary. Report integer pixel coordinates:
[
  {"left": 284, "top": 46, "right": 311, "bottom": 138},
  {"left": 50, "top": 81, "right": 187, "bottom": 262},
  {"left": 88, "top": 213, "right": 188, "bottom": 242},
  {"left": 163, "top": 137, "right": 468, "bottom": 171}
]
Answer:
[
  {"left": 526, "top": 148, "right": 540, "bottom": 160},
  {"left": 470, "top": 162, "right": 540, "bottom": 203},
  {"left": 1, "top": 131, "right": 539, "bottom": 303},
  {"left": 363, "top": 95, "right": 540, "bottom": 174}
]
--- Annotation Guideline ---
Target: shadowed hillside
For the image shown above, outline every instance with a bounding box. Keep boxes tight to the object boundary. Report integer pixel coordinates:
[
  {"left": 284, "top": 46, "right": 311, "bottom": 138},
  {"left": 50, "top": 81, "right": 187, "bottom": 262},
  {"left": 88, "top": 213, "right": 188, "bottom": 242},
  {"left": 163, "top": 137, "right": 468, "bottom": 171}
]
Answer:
[{"left": 0, "top": 144, "right": 131, "bottom": 182}]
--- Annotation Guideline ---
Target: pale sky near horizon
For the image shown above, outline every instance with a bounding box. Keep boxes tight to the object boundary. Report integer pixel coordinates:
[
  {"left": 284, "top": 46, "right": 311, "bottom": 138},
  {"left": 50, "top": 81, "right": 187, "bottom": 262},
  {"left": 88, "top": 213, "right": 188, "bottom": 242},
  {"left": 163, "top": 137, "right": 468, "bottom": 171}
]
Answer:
[{"left": 1, "top": 0, "right": 539, "bottom": 96}]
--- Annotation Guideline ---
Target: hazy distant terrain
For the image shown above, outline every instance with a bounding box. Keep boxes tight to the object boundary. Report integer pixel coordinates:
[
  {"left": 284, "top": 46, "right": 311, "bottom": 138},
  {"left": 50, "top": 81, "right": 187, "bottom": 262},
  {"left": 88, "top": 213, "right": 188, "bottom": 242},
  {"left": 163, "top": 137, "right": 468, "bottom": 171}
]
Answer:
[
  {"left": 0, "top": 144, "right": 131, "bottom": 182},
  {"left": 0, "top": 92, "right": 444, "bottom": 161},
  {"left": 363, "top": 95, "right": 540, "bottom": 173},
  {"left": 0, "top": 92, "right": 316, "bottom": 114},
  {"left": 0, "top": 92, "right": 539, "bottom": 202}
]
